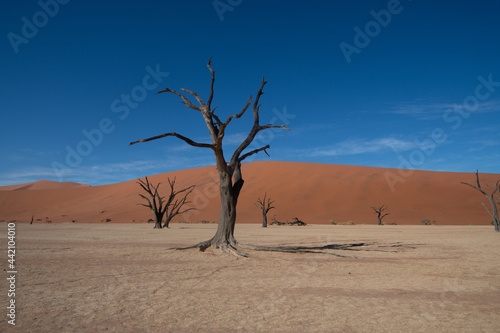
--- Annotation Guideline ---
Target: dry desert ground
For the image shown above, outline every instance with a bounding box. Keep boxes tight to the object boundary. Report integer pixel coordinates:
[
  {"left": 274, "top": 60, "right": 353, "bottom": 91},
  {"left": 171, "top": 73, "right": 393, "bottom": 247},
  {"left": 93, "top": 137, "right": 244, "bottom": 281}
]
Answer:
[{"left": 1, "top": 223, "right": 499, "bottom": 332}]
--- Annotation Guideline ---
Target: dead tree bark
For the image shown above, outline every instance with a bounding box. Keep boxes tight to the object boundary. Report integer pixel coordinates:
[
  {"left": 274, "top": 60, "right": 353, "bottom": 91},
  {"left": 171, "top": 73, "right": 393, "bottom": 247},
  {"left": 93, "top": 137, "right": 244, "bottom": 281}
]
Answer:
[
  {"left": 130, "top": 59, "right": 289, "bottom": 255},
  {"left": 371, "top": 205, "right": 390, "bottom": 225},
  {"left": 461, "top": 170, "right": 500, "bottom": 232},
  {"left": 137, "top": 176, "right": 195, "bottom": 229},
  {"left": 256, "top": 193, "right": 275, "bottom": 227}
]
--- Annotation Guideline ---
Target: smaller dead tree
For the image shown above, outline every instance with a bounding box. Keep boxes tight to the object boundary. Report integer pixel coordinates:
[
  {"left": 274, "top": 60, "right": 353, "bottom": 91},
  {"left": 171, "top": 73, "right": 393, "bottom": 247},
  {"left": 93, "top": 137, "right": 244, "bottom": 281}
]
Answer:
[
  {"left": 371, "top": 205, "right": 390, "bottom": 225},
  {"left": 461, "top": 170, "right": 500, "bottom": 232},
  {"left": 137, "top": 177, "right": 195, "bottom": 229},
  {"left": 256, "top": 193, "right": 275, "bottom": 227}
]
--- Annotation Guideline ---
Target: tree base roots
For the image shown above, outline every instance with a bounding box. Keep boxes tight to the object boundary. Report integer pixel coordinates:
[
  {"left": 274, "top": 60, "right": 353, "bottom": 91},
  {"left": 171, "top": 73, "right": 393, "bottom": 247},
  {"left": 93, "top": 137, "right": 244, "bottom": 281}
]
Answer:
[{"left": 175, "top": 239, "right": 363, "bottom": 258}]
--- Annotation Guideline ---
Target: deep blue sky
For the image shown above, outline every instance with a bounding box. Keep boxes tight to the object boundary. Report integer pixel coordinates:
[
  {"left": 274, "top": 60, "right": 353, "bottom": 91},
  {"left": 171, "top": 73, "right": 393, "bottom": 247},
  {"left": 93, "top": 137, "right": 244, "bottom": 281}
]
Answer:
[{"left": 1, "top": 0, "right": 499, "bottom": 186}]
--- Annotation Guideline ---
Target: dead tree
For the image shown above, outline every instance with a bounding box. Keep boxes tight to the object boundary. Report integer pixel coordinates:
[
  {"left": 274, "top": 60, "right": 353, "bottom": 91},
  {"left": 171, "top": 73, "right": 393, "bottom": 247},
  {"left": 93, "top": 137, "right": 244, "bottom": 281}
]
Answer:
[
  {"left": 461, "top": 170, "right": 500, "bottom": 232},
  {"left": 256, "top": 193, "right": 275, "bottom": 227},
  {"left": 270, "top": 216, "right": 307, "bottom": 226},
  {"left": 129, "top": 60, "right": 362, "bottom": 257},
  {"left": 137, "top": 176, "right": 195, "bottom": 229},
  {"left": 164, "top": 178, "right": 196, "bottom": 228},
  {"left": 130, "top": 59, "right": 290, "bottom": 255},
  {"left": 371, "top": 205, "right": 390, "bottom": 225}
]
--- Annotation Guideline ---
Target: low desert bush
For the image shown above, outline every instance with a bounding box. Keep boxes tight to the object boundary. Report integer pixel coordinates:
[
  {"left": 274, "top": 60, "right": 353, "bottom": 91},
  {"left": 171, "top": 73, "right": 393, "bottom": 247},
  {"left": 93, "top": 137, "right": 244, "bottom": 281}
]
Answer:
[{"left": 337, "top": 221, "right": 355, "bottom": 225}]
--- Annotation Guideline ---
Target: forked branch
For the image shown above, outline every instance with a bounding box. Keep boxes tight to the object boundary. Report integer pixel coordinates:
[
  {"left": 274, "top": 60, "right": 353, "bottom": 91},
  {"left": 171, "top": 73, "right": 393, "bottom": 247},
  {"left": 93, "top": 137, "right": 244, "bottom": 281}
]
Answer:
[
  {"left": 157, "top": 88, "right": 203, "bottom": 112},
  {"left": 180, "top": 88, "right": 206, "bottom": 109},
  {"left": 256, "top": 193, "right": 275, "bottom": 213}
]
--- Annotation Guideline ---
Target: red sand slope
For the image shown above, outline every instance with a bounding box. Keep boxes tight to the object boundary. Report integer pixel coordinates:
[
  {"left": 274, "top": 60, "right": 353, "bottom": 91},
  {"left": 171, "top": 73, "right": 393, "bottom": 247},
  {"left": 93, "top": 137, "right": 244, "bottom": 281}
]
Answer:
[{"left": 0, "top": 161, "right": 498, "bottom": 225}]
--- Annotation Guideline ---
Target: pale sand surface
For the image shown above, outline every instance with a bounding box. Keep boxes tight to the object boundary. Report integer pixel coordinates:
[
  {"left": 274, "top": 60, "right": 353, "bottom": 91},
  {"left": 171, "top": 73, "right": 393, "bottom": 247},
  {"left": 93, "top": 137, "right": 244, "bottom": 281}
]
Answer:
[{"left": 1, "top": 223, "right": 499, "bottom": 332}]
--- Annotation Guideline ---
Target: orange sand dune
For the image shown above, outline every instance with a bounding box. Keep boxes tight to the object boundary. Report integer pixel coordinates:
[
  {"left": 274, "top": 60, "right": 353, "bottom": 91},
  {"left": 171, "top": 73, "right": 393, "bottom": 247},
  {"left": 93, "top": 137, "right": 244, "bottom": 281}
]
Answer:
[
  {"left": 0, "top": 161, "right": 498, "bottom": 225},
  {"left": 0, "top": 179, "right": 90, "bottom": 191}
]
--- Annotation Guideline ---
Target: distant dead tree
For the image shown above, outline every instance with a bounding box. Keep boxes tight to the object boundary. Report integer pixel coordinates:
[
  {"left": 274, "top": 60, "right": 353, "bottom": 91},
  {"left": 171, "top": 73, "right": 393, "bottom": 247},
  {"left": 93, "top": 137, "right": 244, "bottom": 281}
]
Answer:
[
  {"left": 130, "top": 59, "right": 290, "bottom": 256},
  {"left": 256, "top": 193, "right": 275, "bottom": 227},
  {"left": 461, "top": 170, "right": 500, "bottom": 232},
  {"left": 137, "top": 176, "right": 195, "bottom": 229},
  {"left": 371, "top": 205, "right": 390, "bottom": 225}
]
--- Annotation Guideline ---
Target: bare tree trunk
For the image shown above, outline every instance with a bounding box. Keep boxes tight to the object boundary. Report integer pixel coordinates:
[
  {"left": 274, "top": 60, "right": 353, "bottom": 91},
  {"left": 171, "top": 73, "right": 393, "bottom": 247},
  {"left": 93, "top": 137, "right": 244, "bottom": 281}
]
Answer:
[
  {"left": 164, "top": 216, "right": 171, "bottom": 228},
  {"left": 209, "top": 158, "right": 244, "bottom": 245},
  {"left": 262, "top": 212, "right": 268, "bottom": 228},
  {"left": 256, "top": 193, "right": 275, "bottom": 228},
  {"left": 211, "top": 175, "right": 238, "bottom": 247},
  {"left": 154, "top": 211, "right": 163, "bottom": 229},
  {"left": 493, "top": 204, "right": 499, "bottom": 232}
]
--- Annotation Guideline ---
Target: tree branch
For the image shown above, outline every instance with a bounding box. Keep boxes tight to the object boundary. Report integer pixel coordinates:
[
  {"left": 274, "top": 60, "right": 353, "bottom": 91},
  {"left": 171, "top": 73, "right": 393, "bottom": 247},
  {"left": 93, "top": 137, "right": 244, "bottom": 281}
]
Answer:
[
  {"left": 157, "top": 88, "right": 202, "bottom": 112},
  {"left": 461, "top": 170, "right": 488, "bottom": 195},
  {"left": 207, "top": 57, "right": 215, "bottom": 110},
  {"left": 266, "top": 203, "right": 275, "bottom": 213},
  {"left": 137, "top": 194, "right": 153, "bottom": 208},
  {"left": 228, "top": 79, "right": 266, "bottom": 165},
  {"left": 180, "top": 88, "right": 207, "bottom": 109},
  {"left": 129, "top": 132, "right": 214, "bottom": 149},
  {"left": 239, "top": 145, "right": 270, "bottom": 163},
  {"left": 224, "top": 96, "right": 253, "bottom": 127},
  {"left": 252, "top": 78, "right": 267, "bottom": 123},
  {"left": 259, "top": 124, "right": 290, "bottom": 131},
  {"left": 167, "top": 184, "right": 196, "bottom": 220},
  {"left": 462, "top": 171, "right": 500, "bottom": 230},
  {"left": 211, "top": 113, "right": 223, "bottom": 127},
  {"left": 137, "top": 177, "right": 162, "bottom": 212},
  {"left": 461, "top": 181, "right": 486, "bottom": 195},
  {"left": 481, "top": 202, "right": 495, "bottom": 220}
]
